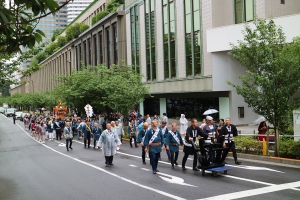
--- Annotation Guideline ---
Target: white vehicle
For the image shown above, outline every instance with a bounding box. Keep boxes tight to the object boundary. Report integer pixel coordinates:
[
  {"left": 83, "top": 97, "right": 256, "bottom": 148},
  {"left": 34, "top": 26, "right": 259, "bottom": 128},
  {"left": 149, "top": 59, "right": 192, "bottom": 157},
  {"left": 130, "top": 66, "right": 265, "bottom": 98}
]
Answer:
[
  {"left": 5, "top": 108, "right": 17, "bottom": 117},
  {"left": 15, "top": 112, "right": 23, "bottom": 119},
  {"left": 0, "top": 107, "right": 5, "bottom": 114},
  {"left": 20, "top": 113, "right": 30, "bottom": 121}
]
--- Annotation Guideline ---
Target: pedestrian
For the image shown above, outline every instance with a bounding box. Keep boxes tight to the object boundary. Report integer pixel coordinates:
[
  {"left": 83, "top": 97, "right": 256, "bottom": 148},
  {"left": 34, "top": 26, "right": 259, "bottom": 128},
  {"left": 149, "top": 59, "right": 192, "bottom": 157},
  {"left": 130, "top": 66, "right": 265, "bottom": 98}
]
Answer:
[
  {"left": 146, "top": 114, "right": 151, "bottom": 127},
  {"left": 203, "top": 116, "right": 218, "bottom": 163},
  {"left": 128, "top": 119, "right": 138, "bottom": 148},
  {"left": 92, "top": 123, "right": 102, "bottom": 148},
  {"left": 47, "top": 119, "right": 54, "bottom": 141},
  {"left": 182, "top": 119, "right": 207, "bottom": 171},
  {"left": 74, "top": 119, "right": 81, "bottom": 140},
  {"left": 159, "top": 121, "right": 171, "bottom": 161},
  {"left": 63, "top": 122, "right": 73, "bottom": 151},
  {"left": 40, "top": 122, "right": 46, "bottom": 144},
  {"left": 97, "top": 123, "right": 121, "bottom": 167},
  {"left": 115, "top": 121, "right": 124, "bottom": 150},
  {"left": 54, "top": 118, "right": 62, "bottom": 140},
  {"left": 84, "top": 120, "right": 92, "bottom": 148},
  {"left": 180, "top": 114, "right": 188, "bottom": 136},
  {"left": 12, "top": 112, "right": 16, "bottom": 124},
  {"left": 137, "top": 122, "right": 149, "bottom": 165},
  {"left": 162, "top": 113, "right": 168, "bottom": 124},
  {"left": 166, "top": 123, "right": 184, "bottom": 169},
  {"left": 31, "top": 120, "right": 36, "bottom": 138},
  {"left": 219, "top": 118, "right": 241, "bottom": 165},
  {"left": 144, "top": 120, "right": 165, "bottom": 174}
]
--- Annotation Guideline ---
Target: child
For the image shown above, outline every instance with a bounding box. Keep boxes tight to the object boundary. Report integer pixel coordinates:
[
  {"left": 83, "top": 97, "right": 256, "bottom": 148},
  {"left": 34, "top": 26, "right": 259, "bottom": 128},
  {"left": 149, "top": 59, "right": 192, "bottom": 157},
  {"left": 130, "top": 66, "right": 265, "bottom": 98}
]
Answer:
[{"left": 31, "top": 120, "right": 36, "bottom": 139}]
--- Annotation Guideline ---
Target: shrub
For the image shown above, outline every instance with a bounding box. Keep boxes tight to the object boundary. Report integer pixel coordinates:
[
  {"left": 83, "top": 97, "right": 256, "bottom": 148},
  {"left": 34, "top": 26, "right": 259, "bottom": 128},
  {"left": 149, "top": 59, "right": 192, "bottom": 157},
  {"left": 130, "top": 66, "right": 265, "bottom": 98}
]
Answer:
[
  {"left": 92, "top": 11, "right": 109, "bottom": 25},
  {"left": 235, "top": 137, "right": 262, "bottom": 154},
  {"left": 279, "top": 139, "right": 300, "bottom": 159},
  {"left": 79, "top": 24, "right": 89, "bottom": 34},
  {"left": 56, "top": 36, "right": 67, "bottom": 48}
]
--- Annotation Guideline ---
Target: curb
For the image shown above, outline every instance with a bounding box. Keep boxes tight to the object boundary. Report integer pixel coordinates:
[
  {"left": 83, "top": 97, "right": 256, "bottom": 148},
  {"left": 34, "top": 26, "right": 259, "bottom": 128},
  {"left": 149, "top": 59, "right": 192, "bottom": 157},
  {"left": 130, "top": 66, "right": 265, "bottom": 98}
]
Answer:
[{"left": 231, "top": 152, "right": 300, "bottom": 166}]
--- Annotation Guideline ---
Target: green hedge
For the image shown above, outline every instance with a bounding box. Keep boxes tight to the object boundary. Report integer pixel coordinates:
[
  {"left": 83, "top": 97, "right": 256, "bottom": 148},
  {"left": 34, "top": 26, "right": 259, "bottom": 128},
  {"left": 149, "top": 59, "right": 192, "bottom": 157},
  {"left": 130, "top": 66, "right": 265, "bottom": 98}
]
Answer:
[
  {"left": 279, "top": 139, "right": 300, "bottom": 159},
  {"left": 235, "top": 137, "right": 262, "bottom": 154},
  {"left": 92, "top": 11, "right": 109, "bottom": 25}
]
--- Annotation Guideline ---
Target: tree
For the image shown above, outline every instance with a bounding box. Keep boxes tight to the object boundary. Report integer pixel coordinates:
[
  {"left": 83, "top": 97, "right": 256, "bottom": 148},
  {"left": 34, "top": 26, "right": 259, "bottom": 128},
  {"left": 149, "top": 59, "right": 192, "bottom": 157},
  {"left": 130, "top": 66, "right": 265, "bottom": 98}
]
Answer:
[
  {"left": 0, "top": 0, "right": 72, "bottom": 54},
  {"left": 228, "top": 18, "right": 300, "bottom": 156},
  {"left": 53, "top": 64, "right": 149, "bottom": 116}
]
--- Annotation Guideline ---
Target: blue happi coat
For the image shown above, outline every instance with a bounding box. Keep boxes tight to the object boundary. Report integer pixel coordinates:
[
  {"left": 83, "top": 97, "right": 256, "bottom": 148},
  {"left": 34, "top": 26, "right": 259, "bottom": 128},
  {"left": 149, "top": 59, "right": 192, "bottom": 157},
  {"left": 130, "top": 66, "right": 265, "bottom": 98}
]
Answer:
[
  {"left": 165, "top": 130, "right": 184, "bottom": 152},
  {"left": 144, "top": 128, "right": 165, "bottom": 153}
]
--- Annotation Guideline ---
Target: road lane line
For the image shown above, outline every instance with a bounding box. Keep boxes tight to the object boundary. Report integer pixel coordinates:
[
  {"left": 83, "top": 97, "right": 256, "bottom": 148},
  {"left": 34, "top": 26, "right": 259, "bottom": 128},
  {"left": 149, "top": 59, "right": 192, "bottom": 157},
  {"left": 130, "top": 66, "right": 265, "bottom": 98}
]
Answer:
[
  {"left": 196, "top": 181, "right": 300, "bottom": 200},
  {"left": 4, "top": 116, "right": 186, "bottom": 200}
]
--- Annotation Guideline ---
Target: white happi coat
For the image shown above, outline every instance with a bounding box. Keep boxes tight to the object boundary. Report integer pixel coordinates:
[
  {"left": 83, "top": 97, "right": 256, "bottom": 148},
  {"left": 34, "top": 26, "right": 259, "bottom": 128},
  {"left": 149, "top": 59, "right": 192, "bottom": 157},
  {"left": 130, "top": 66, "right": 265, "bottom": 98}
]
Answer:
[{"left": 97, "top": 129, "right": 121, "bottom": 156}]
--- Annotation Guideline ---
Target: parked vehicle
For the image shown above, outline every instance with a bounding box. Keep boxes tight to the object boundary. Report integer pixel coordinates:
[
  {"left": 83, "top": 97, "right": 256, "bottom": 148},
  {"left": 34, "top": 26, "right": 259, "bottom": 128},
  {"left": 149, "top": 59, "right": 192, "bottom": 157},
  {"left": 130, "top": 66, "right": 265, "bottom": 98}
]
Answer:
[
  {"left": 20, "top": 113, "right": 30, "bottom": 121},
  {"left": 15, "top": 112, "right": 23, "bottom": 119},
  {"left": 0, "top": 107, "right": 5, "bottom": 114},
  {"left": 5, "top": 108, "right": 17, "bottom": 117}
]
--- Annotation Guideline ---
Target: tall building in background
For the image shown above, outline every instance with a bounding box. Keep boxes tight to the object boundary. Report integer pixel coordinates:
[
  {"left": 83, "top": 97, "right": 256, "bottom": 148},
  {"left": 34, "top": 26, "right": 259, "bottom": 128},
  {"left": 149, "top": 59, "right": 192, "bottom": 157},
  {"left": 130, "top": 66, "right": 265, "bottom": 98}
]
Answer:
[
  {"left": 19, "top": 1, "right": 68, "bottom": 70},
  {"left": 67, "top": 0, "right": 94, "bottom": 23}
]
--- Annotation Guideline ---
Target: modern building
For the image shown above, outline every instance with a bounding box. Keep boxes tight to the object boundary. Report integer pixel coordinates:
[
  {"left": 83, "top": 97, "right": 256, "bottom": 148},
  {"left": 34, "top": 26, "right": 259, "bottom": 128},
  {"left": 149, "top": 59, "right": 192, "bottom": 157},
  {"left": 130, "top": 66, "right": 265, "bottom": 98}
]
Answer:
[
  {"left": 19, "top": 1, "right": 68, "bottom": 71},
  {"left": 11, "top": 5, "right": 126, "bottom": 94},
  {"left": 125, "top": 0, "right": 300, "bottom": 124},
  {"left": 67, "top": 0, "right": 94, "bottom": 23}
]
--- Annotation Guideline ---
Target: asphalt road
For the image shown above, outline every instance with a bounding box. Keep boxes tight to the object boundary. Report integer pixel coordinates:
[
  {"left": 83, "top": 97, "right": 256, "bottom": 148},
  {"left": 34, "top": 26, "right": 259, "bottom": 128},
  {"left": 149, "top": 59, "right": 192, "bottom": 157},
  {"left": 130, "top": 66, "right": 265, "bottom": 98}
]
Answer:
[{"left": 0, "top": 114, "right": 300, "bottom": 200}]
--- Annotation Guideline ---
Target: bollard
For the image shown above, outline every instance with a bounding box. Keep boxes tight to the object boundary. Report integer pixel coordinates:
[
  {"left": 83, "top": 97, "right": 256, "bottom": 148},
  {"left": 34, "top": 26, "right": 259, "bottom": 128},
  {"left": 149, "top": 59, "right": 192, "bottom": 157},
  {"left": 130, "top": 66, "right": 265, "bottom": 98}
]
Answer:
[{"left": 262, "top": 138, "right": 267, "bottom": 156}]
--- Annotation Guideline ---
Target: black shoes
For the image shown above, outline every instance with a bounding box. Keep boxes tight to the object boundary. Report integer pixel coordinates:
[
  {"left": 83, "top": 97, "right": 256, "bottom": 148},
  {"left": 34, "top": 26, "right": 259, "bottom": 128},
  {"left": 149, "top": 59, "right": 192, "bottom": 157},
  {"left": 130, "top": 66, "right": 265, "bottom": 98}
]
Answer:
[
  {"left": 143, "top": 162, "right": 146, "bottom": 165},
  {"left": 193, "top": 168, "right": 200, "bottom": 171},
  {"left": 235, "top": 161, "right": 242, "bottom": 165},
  {"left": 174, "top": 161, "right": 178, "bottom": 166},
  {"left": 182, "top": 167, "right": 187, "bottom": 171}
]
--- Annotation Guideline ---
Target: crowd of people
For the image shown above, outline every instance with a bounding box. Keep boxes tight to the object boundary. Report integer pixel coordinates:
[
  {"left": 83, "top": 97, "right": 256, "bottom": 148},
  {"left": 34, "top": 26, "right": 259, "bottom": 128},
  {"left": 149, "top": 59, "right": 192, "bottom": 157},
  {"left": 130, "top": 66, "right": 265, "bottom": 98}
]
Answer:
[{"left": 19, "top": 110, "right": 241, "bottom": 174}]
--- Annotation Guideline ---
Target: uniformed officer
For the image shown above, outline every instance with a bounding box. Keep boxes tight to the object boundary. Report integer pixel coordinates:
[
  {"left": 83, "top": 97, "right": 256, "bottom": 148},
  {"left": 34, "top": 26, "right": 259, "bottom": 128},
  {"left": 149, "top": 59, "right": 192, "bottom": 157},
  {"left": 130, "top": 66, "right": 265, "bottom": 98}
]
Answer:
[
  {"left": 166, "top": 123, "right": 184, "bottom": 169},
  {"left": 182, "top": 119, "right": 208, "bottom": 171}
]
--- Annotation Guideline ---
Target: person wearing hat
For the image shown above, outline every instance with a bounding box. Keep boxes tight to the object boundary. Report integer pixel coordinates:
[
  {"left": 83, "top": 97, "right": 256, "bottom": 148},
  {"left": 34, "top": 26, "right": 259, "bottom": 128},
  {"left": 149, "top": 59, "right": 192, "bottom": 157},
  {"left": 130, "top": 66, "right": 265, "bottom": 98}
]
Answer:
[
  {"left": 203, "top": 116, "right": 217, "bottom": 144},
  {"left": 203, "top": 116, "right": 218, "bottom": 164},
  {"left": 182, "top": 119, "right": 208, "bottom": 171}
]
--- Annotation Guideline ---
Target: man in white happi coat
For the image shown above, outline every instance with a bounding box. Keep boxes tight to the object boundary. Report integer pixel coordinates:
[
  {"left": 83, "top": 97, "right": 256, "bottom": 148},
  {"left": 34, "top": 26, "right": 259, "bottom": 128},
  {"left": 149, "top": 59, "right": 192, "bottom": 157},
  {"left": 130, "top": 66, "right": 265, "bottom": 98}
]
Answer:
[{"left": 98, "top": 123, "right": 121, "bottom": 167}]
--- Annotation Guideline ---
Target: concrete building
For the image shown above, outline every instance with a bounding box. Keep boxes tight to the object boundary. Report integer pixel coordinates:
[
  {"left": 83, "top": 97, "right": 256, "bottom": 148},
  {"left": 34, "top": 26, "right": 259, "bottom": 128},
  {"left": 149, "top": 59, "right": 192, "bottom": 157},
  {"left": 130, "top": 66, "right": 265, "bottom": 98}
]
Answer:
[
  {"left": 11, "top": 6, "right": 126, "bottom": 94},
  {"left": 67, "top": 0, "right": 94, "bottom": 23},
  {"left": 125, "top": 0, "right": 300, "bottom": 124}
]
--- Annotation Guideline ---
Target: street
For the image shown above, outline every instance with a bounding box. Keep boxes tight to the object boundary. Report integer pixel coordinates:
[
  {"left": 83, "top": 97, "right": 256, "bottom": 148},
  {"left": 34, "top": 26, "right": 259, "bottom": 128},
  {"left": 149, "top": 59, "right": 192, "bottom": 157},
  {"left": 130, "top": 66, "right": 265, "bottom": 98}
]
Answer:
[{"left": 1, "top": 114, "right": 300, "bottom": 200}]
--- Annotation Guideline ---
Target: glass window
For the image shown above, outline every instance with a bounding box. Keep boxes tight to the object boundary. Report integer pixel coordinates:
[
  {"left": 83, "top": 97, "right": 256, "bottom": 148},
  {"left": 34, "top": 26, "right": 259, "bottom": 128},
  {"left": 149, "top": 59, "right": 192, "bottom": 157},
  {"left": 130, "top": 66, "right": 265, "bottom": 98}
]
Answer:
[
  {"left": 193, "top": 10, "right": 200, "bottom": 31},
  {"left": 235, "top": 0, "right": 254, "bottom": 24},
  {"left": 94, "top": 35, "right": 97, "bottom": 65},
  {"left": 113, "top": 24, "right": 118, "bottom": 65},
  {"left": 106, "top": 28, "right": 111, "bottom": 68},
  {"left": 245, "top": 0, "right": 254, "bottom": 22},
  {"left": 131, "top": 4, "right": 140, "bottom": 72},
  {"left": 99, "top": 32, "right": 103, "bottom": 64}
]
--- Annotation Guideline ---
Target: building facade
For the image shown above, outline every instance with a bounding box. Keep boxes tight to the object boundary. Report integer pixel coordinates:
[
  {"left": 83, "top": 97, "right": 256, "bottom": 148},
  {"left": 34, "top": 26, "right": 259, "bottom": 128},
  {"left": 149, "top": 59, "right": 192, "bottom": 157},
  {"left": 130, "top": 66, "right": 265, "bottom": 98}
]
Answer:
[
  {"left": 11, "top": 8, "right": 126, "bottom": 94},
  {"left": 67, "top": 0, "right": 94, "bottom": 23},
  {"left": 125, "top": 0, "right": 300, "bottom": 124}
]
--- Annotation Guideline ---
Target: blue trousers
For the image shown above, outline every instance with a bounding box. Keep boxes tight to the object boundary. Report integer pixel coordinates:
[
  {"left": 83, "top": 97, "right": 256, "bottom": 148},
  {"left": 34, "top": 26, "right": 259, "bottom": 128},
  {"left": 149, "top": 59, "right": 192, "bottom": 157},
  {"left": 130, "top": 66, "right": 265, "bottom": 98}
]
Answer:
[{"left": 149, "top": 152, "right": 160, "bottom": 173}]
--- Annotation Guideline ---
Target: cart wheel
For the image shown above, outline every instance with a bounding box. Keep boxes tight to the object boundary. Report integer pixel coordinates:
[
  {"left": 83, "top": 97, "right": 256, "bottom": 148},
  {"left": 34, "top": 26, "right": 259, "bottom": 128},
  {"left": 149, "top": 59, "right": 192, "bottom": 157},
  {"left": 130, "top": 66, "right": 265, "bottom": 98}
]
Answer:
[
  {"left": 224, "top": 170, "right": 228, "bottom": 175},
  {"left": 213, "top": 172, "right": 218, "bottom": 177},
  {"left": 202, "top": 169, "right": 205, "bottom": 175}
]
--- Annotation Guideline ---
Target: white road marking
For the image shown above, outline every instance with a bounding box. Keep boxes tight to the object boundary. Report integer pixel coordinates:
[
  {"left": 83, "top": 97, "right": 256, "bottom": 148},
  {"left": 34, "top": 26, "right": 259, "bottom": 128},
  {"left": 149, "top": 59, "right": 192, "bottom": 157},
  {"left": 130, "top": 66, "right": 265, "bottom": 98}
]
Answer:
[
  {"left": 4, "top": 117, "right": 186, "bottom": 200},
  {"left": 226, "top": 164, "right": 284, "bottom": 173},
  {"left": 157, "top": 172, "right": 197, "bottom": 187},
  {"left": 141, "top": 168, "right": 151, "bottom": 171},
  {"left": 129, "top": 165, "right": 197, "bottom": 187},
  {"left": 187, "top": 158, "right": 284, "bottom": 173},
  {"left": 196, "top": 181, "right": 300, "bottom": 200}
]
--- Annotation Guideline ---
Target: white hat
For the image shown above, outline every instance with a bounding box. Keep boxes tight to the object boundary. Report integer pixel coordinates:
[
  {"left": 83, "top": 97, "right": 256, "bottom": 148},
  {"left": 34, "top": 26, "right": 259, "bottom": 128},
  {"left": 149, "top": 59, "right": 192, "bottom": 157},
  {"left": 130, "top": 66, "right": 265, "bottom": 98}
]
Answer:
[{"left": 206, "top": 116, "right": 213, "bottom": 120}]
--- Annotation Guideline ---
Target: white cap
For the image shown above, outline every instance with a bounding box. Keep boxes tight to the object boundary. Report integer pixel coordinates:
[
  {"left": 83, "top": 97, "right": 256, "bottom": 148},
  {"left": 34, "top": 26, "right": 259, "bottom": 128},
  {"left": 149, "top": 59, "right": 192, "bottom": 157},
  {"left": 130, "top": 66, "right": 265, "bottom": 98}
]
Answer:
[{"left": 206, "top": 116, "right": 213, "bottom": 120}]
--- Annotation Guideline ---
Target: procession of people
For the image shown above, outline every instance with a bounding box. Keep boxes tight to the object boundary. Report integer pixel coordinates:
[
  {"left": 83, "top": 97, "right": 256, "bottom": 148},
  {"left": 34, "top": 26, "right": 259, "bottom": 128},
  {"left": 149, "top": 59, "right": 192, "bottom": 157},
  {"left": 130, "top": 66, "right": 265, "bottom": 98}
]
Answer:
[{"left": 20, "top": 107, "right": 241, "bottom": 174}]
